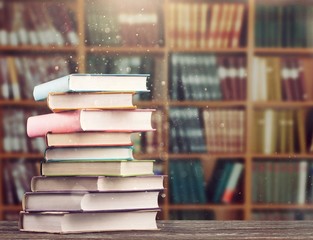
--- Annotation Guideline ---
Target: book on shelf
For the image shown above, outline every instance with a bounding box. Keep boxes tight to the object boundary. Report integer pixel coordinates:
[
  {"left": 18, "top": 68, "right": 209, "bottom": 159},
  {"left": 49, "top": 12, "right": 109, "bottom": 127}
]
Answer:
[
  {"left": 31, "top": 175, "right": 164, "bottom": 192},
  {"left": 22, "top": 191, "right": 160, "bottom": 212},
  {"left": 252, "top": 160, "right": 311, "bottom": 204},
  {"left": 44, "top": 146, "right": 134, "bottom": 162},
  {"left": 255, "top": 3, "right": 313, "bottom": 47},
  {"left": 45, "top": 131, "right": 134, "bottom": 147},
  {"left": 27, "top": 109, "right": 155, "bottom": 138},
  {"left": 19, "top": 210, "right": 159, "bottom": 233},
  {"left": 203, "top": 109, "right": 245, "bottom": 153},
  {"left": 33, "top": 73, "right": 150, "bottom": 101},
  {"left": 47, "top": 92, "right": 136, "bottom": 112},
  {"left": 221, "top": 162, "right": 244, "bottom": 203},
  {"left": 169, "top": 159, "right": 206, "bottom": 204},
  {"left": 168, "top": 2, "right": 245, "bottom": 49},
  {"left": 0, "top": 2, "right": 78, "bottom": 47},
  {"left": 40, "top": 160, "right": 155, "bottom": 177}
]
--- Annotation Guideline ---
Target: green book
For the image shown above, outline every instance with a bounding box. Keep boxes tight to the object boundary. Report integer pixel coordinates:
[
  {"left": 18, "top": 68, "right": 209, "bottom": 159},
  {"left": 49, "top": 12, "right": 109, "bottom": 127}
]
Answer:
[{"left": 213, "top": 162, "right": 234, "bottom": 203}]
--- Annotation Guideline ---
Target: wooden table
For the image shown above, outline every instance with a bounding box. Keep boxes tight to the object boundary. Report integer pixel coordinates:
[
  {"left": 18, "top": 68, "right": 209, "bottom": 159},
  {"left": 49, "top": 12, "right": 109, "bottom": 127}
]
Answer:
[{"left": 1, "top": 220, "right": 313, "bottom": 239}]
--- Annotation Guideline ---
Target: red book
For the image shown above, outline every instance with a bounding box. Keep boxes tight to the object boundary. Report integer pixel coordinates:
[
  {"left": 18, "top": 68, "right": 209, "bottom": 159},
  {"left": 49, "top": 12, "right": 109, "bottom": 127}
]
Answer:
[
  {"left": 217, "top": 57, "right": 231, "bottom": 100},
  {"left": 281, "top": 58, "right": 293, "bottom": 101}
]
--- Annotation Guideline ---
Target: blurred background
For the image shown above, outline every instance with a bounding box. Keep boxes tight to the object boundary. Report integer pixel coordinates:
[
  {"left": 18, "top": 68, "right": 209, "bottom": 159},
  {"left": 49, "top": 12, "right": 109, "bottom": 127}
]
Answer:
[{"left": 1, "top": 0, "right": 313, "bottom": 221}]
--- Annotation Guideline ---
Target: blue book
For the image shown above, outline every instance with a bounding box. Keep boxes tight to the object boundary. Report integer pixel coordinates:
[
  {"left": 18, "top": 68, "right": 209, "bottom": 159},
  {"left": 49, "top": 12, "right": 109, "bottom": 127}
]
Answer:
[
  {"left": 33, "top": 74, "right": 150, "bottom": 101},
  {"left": 44, "top": 146, "right": 134, "bottom": 162}
]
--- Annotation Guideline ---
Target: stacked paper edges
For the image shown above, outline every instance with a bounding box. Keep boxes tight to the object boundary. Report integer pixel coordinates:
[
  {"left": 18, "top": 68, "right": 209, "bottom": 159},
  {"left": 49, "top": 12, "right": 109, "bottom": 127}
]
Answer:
[{"left": 19, "top": 74, "right": 164, "bottom": 233}]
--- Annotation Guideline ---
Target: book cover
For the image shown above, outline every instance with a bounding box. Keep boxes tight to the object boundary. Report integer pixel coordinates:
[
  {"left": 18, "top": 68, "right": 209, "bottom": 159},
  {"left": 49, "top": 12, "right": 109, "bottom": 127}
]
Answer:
[
  {"left": 31, "top": 175, "right": 164, "bottom": 192},
  {"left": 44, "top": 146, "right": 134, "bottom": 162},
  {"left": 27, "top": 109, "right": 155, "bottom": 138},
  {"left": 19, "top": 210, "right": 159, "bottom": 233},
  {"left": 33, "top": 73, "right": 150, "bottom": 101},
  {"left": 47, "top": 92, "right": 136, "bottom": 112},
  {"left": 22, "top": 191, "right": 160, "bottom": 212},
  {"left": 45, "top": 131, "right": 133, "bottom": 147},
  {"left": 40, "top": 160, "right": 155, "bottom": 177}
]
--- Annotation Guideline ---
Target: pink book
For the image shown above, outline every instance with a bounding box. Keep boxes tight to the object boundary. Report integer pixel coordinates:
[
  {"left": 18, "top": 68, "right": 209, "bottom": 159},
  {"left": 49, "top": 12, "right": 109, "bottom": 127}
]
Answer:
[{"left": 27, "top": 109, "right": 155, "bottom": 138}]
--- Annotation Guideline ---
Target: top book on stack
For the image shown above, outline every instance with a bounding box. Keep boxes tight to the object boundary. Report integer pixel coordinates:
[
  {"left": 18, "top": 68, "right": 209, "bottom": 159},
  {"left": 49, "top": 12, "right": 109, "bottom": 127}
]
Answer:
[{"left": 33, "top": 73, "right": 150, "bottom": 101}]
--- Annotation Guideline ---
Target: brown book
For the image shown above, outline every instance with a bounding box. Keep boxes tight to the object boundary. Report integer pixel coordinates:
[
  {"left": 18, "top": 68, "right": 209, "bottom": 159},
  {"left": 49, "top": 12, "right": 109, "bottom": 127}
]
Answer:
[
  {"left": 281, "top": 58, "right": 293, "bottom": 101},
  {"left": 217, "top": 57, "right": 231, "bottom": 100},
  {"left": 300, "top": 58, "right": 313, "bottom": 101},
  {"left": 296, "top": 109, "right": 306, "bottom": 153},
  {"left": 230, "top": 3, "right": 245, "bottom": 48},
  {"left": 207, "top": 3, "right": 221, "bottom": 48}
]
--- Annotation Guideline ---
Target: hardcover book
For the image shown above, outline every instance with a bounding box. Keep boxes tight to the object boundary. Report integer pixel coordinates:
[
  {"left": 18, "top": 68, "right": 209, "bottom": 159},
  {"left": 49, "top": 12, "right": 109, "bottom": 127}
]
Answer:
[
  {"left": 44, "top": 146, "right": 134, "bottom": 161},
  {"left": 27, "top": 109, "right": 155, "bottom": 138},
  {"left": 19, "top": 210, "right": 159, "bottom": 233},
  {"left": 22, "top": 191, "right": 160, "bottom": 212},
  {"left": 33, "top": 73, "right": 150, "bottom": 101},
  {"left": 40, "top": 160, "right": 155, "bottom": 176},
  {"left": 31, "top": 175, "right": 164, "bottom": 192},
  {"left": 47, "top": 92, "right": 136, "bottom": 112},
  {"left": 45, "top": 131, "right": 134, "bottom": 147}
]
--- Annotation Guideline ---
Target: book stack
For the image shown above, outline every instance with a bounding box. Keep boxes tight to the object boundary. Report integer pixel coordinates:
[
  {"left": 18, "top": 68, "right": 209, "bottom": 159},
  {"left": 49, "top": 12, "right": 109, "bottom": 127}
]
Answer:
[{"left": 19, "top": 74, "right": 164, "bottom": 233}]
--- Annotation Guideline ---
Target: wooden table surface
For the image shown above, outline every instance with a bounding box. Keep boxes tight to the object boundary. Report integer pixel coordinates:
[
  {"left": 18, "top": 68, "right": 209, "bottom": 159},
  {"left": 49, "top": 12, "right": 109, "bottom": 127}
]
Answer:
[{"left": 2, "top": 220, "right": 313, "bottom": 239}]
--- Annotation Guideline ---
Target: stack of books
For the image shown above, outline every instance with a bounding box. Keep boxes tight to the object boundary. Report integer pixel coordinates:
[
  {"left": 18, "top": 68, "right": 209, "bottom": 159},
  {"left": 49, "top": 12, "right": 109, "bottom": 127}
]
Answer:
[{"left": 19, "top": 74, "right": 164, "bottom": 233}]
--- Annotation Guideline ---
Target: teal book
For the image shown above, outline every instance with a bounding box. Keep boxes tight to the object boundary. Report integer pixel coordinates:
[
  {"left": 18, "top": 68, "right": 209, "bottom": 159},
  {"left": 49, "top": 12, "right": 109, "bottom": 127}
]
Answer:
[
  {"left": 191, "top": 160, "right": 207, "bottom": 204},
  {"left": 212, "top": 162, "right": 234, "bottom": 203},
  {"left": 169, "top": 161, "right": 181, "bottom": 204},
  {"left": 33, "top": 74, "right": 150, "bottom": 101},
  {"left": 44, "top": 146, "right": 134, "bottom": 162}
]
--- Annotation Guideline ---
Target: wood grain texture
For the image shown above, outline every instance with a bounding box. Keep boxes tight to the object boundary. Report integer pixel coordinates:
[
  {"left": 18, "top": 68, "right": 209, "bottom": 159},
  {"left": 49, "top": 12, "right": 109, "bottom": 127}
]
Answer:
[{"left": 2, "top": 220, "right": 313, "bottom": 239}]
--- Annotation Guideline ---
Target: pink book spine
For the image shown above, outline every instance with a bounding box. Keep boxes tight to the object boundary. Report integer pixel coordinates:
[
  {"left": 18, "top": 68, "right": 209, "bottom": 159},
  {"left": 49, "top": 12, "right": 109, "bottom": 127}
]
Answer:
[{"left": 27, "top": 110, "right": 82, "bottom": 138}]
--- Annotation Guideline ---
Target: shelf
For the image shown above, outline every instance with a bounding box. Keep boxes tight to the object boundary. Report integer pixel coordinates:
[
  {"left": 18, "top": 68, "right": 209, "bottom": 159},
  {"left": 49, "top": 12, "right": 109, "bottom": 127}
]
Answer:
[
  {"left": 168, "top": 153, "right": 246, "bottom": 159},
  {"left": 0, "top": 100, "right": 47, "bottom": 108},
  {"left": 85, "top": 46, "right": 166, "bottom": 55},
  {"left": 252, "top": 154, "right": 313, "bottom": 159},
  {"left": 254, "top": 48, "right": 313, "bottom": 55},
  {"left": 169, "top": 101, "right": 247, "bottom": 108},
  {"left": 252, "top": 204, "right": 313, "bottom": 210},
  {"left": 1, "top": 153, "right": 43, "bottom": 159},
  {"left": 253, "top": 101, "right": 313, "bottom": 109},
  {"left": 0, "top": 45, "right": 77, "bottom": 53},
  {"left": 169, "top": 204, "right": 244, "bottom": 211},
  {"left": 168, "top": 48, "right": 248, "bottom": 54}
]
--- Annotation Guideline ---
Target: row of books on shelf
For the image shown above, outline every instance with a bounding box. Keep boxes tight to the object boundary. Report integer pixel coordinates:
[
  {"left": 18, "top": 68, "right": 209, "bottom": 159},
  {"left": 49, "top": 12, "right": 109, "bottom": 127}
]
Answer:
[
  {"left": 0, "top": 55, "right": 71, "bottom": 100},
  {"left": 252, "top": 160, "right": 313, "bottom": 204},
  {"left": 255, "top": 4, "right": 313, "bottom": 47},
  {"left": 253, "top": 109, "right": 313, "bottom": 154},
  {"left": 2, "top": 159, "right": 39, "bottom": 205},
  {"left": 0, "top": 1, "right": 78, "bottom": 46},
  {"left": 252, "top": 56, "right": 313, "bottom": 101},
  {"left": 170, "top": 54, "right": 246, "bottom": 101},
  {"left": 169, "top": 159, "right": 244, "bottom": 205},
  {"left": 169, "top": 107, "right": 245, "bottom": 153},
  {"left": 85, "top": 0, "right": 163, "bottom": 47},
  {"left": 168, "top": 2, "right": 246, "bottom": 49}
]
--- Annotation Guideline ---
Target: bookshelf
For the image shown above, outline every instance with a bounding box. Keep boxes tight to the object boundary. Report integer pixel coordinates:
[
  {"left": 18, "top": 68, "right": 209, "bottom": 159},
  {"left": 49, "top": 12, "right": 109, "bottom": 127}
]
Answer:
[{"left": 1, "top": 0, "right": 313, "bottom": 221}]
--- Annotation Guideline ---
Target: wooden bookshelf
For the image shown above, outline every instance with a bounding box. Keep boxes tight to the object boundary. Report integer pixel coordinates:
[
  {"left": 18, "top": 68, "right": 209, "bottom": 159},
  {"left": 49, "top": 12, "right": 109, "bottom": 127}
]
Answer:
[{"left": 1, "top": 0, "right": 313, "bottom": 221}]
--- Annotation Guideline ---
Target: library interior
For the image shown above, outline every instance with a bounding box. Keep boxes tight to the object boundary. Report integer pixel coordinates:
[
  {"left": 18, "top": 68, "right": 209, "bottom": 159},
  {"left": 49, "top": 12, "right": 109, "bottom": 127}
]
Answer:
[{"left": 1, "top": 0, "right": 313, "bottom": 223}]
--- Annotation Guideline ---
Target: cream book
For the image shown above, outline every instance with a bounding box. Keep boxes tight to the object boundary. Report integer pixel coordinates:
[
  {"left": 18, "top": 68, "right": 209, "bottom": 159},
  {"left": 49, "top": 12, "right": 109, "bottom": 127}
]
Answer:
[
  {"left": 19, "top": 210, "right": 159, "bottom": 233},
  {"left": 22, "top": 191, "right": 160, "bottom": 212}
]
